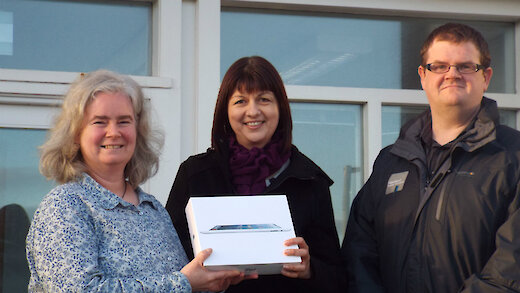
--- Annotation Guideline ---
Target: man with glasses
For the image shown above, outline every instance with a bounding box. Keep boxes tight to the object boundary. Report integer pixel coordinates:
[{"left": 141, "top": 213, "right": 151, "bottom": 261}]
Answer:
[{"left": 342, "top": 23, "right": 520, "bottom": 292}]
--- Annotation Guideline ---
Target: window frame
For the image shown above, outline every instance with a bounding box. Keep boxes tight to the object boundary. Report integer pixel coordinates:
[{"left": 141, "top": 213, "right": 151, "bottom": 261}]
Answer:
[
  {"left": 0, "top": 0, "right": 519, "bottom": 203},
  {"left": 0, "top": 0, "right": 183, "bottom": 203},
  {"left": 218, "top": 0, "right": 520, "bottom": 179}
]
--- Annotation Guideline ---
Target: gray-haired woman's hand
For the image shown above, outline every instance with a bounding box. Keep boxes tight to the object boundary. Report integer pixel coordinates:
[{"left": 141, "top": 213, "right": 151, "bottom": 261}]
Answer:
[{"left": 181, "top": 248, "right": 245, "bottom": 292}]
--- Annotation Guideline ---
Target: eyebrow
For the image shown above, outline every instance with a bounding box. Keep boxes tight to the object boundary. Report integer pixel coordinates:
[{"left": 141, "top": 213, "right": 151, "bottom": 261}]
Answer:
[
  {"left": 236, "top": 91, "right": 272, "bottom": 96},
  {"left": 230, "top": 90, "right": 274, "bottom": 100},
  {"left": 90, "top": 115, "right": 134, "bottom": 121},
  {"left": 430, "top": 60, "right": 476, "bottom": 64}
]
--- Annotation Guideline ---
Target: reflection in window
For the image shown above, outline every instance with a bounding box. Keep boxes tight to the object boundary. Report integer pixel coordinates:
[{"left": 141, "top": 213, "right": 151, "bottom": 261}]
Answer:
[
  {"left": 0, "top": 128, "right": 54, "bottom": 293},
  {"left": 221, "top": 8, "right": 515, "bottom": 93},
  {"left": 291, "top": 103, "right": 362, "bottom": 241},
  {"left": 0, "top": 0, "right": 151, "bottom": 75}
]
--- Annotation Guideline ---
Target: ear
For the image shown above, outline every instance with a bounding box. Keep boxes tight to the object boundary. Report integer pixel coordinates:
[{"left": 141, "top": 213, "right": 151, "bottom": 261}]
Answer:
[
  {"left": 482, "top": 67, "right": 493, "bottom": 92},
  {"left": 74, "top": 131, "right": 81, "bottom": 145},
  {"left": 418, "top": 65, "right": 426, "bottom": 88}
]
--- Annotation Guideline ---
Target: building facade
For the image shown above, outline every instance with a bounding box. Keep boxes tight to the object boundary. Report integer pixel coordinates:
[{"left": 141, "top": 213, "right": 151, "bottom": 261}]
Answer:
[{"left": 1, "top": 0, "right": 519, "bottom": 291}]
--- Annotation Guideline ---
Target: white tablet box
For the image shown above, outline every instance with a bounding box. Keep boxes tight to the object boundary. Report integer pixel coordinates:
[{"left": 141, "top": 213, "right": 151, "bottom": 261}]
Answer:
[{"left": 185, "top": 195, "right": 301, "bottom": 275}]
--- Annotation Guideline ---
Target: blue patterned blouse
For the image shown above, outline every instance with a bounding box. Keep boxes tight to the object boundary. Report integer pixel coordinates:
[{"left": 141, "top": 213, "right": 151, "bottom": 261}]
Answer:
[{"left": 26, "top": 173, "right": 191, "bottom": 292}]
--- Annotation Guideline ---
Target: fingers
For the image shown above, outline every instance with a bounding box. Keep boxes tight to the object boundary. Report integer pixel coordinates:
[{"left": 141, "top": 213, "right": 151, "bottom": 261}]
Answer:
[
  {"left": 284, "top": 237, "right": 308, "bottom": 249},
  {"left": 182, "top": 249, "right": 245, "bottom": 292},
  {"left": 284, "top": 247, "right": 309, "bottom": 258},
  {"left": 211, "top": 275, "right": 233, "bottom": 292},
  {"left": 281, "top": 262, "right": 311, "bottom": 279},
  {"left": 194, "top": 248, "right": 213, "bottom": 263},
  {"left": 282, "top": 237, "right": 312, "bottom": 279},
  {"left": 284, "top": 236, "right": 310, "bottom": 258},
  {"left": 229, "top": 272, "right": 258, "bottom": 285},
  {"left": 244, "top": 273, "right": 259, "bottom": 280},
  {"left": 204, "top": 270, "right": 243, "bottom": 292},
  {"left": 207, "top": 269, "right": 242, "bottom": 280},
  {"left": 281, "top": 265, "right": 302, "bottom": 278}
]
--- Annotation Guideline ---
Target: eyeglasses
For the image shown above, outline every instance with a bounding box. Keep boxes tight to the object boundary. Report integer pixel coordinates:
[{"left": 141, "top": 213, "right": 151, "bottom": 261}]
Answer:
[{"left": 425, "top": 62, "right": 485, "bottom": 74}]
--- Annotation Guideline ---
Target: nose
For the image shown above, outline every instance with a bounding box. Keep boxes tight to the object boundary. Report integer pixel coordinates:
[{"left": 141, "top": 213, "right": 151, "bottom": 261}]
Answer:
[
  {"left": 106, "top": 122, "right": 121, "bottom": 137},
  {"left": 445, "top": 65, "right": 462, "bottom": 78},
  {"left": 246, "top": 101, "right": 260, "bottom": 116}
]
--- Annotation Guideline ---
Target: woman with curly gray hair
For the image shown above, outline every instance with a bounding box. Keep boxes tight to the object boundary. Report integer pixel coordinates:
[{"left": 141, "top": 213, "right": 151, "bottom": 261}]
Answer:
[{"left": 27, "top": 70, "right": 245, "bottom": 292}]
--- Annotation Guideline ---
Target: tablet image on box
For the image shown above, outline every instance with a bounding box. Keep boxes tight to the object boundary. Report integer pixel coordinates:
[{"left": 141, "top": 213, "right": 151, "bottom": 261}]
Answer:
[
  {"left": 185, "top": 195, "right": 301, "bottom": 275},
  {"left": 201, "top": 223, "right": 289, "bottom": 234}
]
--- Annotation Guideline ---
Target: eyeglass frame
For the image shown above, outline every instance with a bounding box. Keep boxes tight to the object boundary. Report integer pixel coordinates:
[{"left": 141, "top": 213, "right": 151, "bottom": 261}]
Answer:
[{"left": 424, "top": 62, "right": 486, "bottom": 74}]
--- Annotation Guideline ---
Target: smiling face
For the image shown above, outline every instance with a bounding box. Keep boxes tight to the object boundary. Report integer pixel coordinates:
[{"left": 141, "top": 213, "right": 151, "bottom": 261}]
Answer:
[
  {"left": 227, "top": 89, "right": 279, "bottom": 150},
  {"left": 418, "top": 40, "right": 493, "bottom": 113},
  {"left": 78, "top": 91, "right": 137, "bottom": 174}
]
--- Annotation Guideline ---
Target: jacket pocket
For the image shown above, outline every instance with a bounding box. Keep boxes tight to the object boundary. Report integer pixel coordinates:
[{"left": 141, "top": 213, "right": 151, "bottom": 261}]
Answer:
[
  {"left": 435, "top": 170, "right": 477, "bottom": 222},
  {"left": 435, "top": 179, "right": 449, "bottom": 221}
]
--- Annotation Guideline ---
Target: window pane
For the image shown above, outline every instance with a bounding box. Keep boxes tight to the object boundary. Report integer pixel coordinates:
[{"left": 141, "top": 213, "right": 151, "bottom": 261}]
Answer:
[
  {"left": 382, "top": 105, "right": 428, "bottom": 148},
  {"left": 0, "top": 128, "right": 54, "bottom": 217},
  {"left": 291, "top": 103, "right": 362, "bottom": 240},
  {"left": 0, "top": 128, "right": 54, "bottom": 292},
  {"left": 222, "top": 8, "right": 514, "bottom": 93},
  {"left": 0, "top": 0, "right": 151, "bottom": 75},
  {"left": 499, "top": 109, "right": 517, "bottom": 129}
]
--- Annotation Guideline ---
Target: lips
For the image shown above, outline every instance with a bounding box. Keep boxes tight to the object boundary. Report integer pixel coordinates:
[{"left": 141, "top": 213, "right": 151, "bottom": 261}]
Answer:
[
  {"left": 244, "top": 121, "right": 263, "bottom": 126},
  {"left": 101, "top": 145, "right": 123, "bottom": 149},
  {"left": 441, "top": 83, "right": 464, "bottom": 90}
]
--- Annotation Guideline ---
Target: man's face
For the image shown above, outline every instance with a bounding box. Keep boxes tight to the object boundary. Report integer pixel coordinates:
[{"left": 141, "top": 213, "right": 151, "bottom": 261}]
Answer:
[{"left": 418, "top": 40, "right": 493, "bottom": 113}]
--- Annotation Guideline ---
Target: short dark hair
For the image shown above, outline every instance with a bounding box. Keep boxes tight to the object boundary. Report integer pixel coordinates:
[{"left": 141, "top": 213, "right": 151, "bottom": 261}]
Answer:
[
  {"left": 420, "top": 23, "right": 491, "bottom": 68},
  {"left": 211, "top": 56, "right": 292, "bottom": 153}
]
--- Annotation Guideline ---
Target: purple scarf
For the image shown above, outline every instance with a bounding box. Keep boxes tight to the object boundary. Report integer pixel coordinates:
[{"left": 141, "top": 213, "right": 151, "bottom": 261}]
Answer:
[{"left": 228, "top": 135, "right": 291, "bottom": 195}]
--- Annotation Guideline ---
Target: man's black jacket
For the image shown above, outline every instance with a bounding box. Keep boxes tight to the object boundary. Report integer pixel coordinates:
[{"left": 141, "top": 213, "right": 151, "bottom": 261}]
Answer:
[{"left": 343, "top": 97, "right": 520, "bottom": 292}]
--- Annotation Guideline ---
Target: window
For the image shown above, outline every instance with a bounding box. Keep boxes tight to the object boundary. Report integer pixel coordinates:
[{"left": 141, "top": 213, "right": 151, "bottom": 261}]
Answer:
[
  {"left": 499, "top": 109, "right": 517, "bottom": 128},
  {"left": 0, "top": 128, "right": 55, "bottom": 219},
  {"left": 0, "top": 127, "right": 54, "bottom": 292},
  {"left": 0, "top": 0, "right": 151, "bottom": 75},
  {"left": 382, "top": 106, "right": 428, "bottom": 148},
  {"left": 221, "top": 7, "right": 517, "bottom": 240},
  {"left": 291, "top": 102, "right": 362, "bottom": 239},
  {"left": 222, "top": 8, "right": 515, "bottom": 93}
]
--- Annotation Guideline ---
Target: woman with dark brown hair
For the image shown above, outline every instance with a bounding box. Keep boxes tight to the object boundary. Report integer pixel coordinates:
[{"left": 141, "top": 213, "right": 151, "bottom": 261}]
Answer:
[{"left": 166, "top": 56, "right": 344, "bottom": 292}]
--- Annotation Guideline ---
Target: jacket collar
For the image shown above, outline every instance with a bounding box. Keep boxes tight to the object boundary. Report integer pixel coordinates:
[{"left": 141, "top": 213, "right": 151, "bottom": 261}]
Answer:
[
  {"left": 390, "top": 96, "right": 498, "bottom": 160},
  {"left": 458, "top": 97, "right": 497, "bottom": 152},
  {"left": 266, "top": 145, "right": 333, "bottom": 191}
]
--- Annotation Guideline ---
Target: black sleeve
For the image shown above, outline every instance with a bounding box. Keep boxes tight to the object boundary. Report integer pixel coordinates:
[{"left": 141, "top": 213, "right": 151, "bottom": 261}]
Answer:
[
  {"left": 165, "top": 161, "right": 195, "bottom": 260},
  {"left": 341, "top": 158, "right": 386, "bottom": 293},
  {"left": 301, "top": 177, "right": 348, "bottom": 293},
  {"left": 460, "top": 182, "right": 520, "bottom": 292}
]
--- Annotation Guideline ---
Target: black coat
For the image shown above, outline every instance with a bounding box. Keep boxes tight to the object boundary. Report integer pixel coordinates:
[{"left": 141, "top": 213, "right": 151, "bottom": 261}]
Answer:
[
  {"left": 342, "top": 97, "right": 520, "bottom": 293},
  {"left": 166, "top": 145, "right": 345, "bottom": 292}
]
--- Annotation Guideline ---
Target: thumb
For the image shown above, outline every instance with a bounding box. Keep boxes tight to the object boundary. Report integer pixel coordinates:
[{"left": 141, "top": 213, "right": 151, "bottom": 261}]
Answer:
[{"left": 194, "top": 248, "right": 213, "bottom": 263}]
